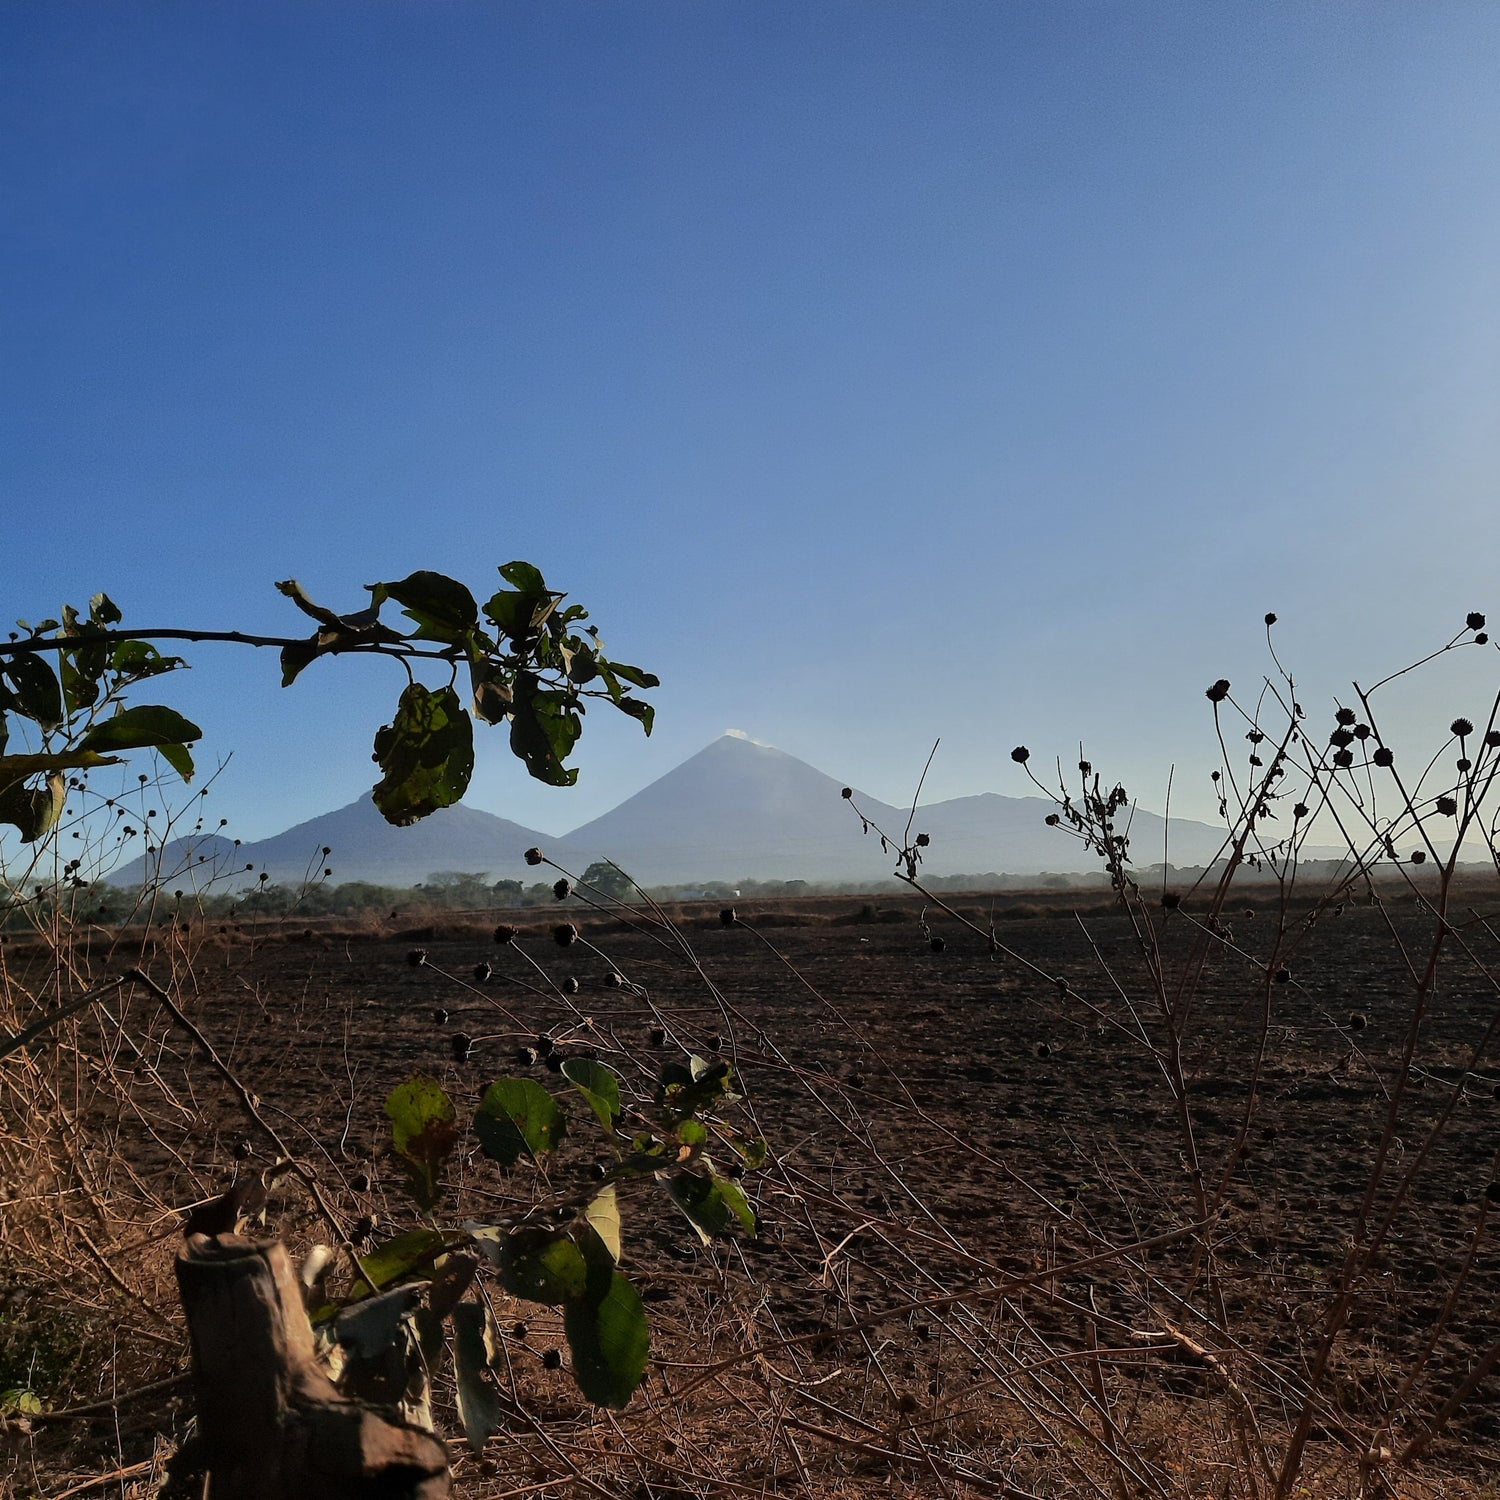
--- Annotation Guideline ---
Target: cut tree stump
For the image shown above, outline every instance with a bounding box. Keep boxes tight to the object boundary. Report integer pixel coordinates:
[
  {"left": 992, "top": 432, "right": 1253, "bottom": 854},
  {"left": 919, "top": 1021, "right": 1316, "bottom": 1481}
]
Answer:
[{"left": 175, "top": 1233, "right": 450, "bottom": 1500}]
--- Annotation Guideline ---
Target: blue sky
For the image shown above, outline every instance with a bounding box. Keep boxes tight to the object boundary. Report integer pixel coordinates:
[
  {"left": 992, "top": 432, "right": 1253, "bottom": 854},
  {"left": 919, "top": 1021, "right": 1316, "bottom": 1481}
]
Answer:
[{"left": 5, "top": 3, "right": 1500, "bottom": 847}]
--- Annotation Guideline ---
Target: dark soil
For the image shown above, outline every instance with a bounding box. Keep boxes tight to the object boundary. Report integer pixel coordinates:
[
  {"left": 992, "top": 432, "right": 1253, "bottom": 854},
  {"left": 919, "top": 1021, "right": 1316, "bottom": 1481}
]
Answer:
[{"left": 12, "top": 888, "right": 1500, "bottom": 1493}]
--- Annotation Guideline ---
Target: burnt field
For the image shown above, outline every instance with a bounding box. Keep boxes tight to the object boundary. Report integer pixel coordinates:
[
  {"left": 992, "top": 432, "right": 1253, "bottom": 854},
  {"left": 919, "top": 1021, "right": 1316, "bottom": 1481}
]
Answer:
[{"left": 9, "top": 888, "right": 1500, "bottom": 1498}]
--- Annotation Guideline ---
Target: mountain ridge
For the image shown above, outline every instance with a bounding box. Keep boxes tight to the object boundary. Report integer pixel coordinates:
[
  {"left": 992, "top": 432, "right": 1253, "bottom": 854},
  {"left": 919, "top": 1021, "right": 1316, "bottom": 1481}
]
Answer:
[{"left": 108, "top": 732, "right": 1238, "bottom": 890}]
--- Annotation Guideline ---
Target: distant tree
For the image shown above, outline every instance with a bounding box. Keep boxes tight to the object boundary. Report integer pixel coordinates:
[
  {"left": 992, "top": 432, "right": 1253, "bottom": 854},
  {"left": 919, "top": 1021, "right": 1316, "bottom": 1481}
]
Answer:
[
  {"left": 419, "top": 870, "right": 495, "bottom": 908},
  {"left": 581, "top": 860, "right": 635, "bottom": 902},
  {"left": 490, "top": 878, "right": 524, "bottom": 903}
]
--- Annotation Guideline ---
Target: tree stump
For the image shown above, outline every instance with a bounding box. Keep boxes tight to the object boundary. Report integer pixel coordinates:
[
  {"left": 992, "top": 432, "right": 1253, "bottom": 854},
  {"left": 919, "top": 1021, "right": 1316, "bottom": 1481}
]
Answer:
[{"left": 175, "top": 1233, "right": 450, "bottom": 1500}]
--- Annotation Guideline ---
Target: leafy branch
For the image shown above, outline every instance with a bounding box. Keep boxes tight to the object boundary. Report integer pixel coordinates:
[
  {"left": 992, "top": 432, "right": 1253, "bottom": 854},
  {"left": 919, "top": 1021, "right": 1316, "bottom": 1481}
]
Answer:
[{"left": 0, "top": 563, "right": 659, "bottom": 840}]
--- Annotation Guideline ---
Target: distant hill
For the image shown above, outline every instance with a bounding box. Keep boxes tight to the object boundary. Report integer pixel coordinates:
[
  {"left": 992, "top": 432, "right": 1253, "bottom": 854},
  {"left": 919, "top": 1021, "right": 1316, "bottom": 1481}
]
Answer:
[
  {"left": 553, "top": 733, "right": 1233, "bottom": 884},
  {"left": 109, "top": 798, "right": 550, "bottom": 891},
  {"left": 107, "top": 731, "right": 1241, "bottom": 891}
]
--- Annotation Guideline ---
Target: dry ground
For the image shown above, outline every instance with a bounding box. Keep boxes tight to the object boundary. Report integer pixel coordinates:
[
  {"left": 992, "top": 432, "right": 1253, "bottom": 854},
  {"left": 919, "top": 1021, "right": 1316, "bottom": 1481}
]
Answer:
[{"left": 4, "top": 888, "right": 1499, "bottom": 1498}]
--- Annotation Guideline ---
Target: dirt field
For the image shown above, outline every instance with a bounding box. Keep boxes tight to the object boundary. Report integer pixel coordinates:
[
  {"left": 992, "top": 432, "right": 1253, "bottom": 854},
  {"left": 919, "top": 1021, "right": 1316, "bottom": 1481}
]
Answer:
[{"left": 7, "top": 888, "right": 1500, "bottom": 1497}]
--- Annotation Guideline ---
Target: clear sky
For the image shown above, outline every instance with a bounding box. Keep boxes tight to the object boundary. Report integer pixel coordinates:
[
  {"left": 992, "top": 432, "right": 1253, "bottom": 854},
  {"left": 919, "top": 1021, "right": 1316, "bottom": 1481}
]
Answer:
[{"left": 5, "top": 3, "right": 1500, "bottom": 846}]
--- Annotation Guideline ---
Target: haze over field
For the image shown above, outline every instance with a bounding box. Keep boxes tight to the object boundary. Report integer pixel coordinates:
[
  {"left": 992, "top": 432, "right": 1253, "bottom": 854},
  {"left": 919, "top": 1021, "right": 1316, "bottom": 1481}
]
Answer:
[{"left": 6, "top": 4, "right": 1500, "bottom": 846}]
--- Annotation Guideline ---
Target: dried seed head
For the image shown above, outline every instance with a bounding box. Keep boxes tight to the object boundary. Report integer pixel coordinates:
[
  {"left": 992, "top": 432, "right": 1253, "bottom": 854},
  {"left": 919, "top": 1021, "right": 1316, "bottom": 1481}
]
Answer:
[
  {"left": 719, "top": 907, "right": 736, "bottom": 927},
  {"left": 1410, "top": 850, "right": 1427, "bottom": 864},
  {"left": 648, "top": 1027, "right": 666, "bottom": 1047},
  {"left": 841, "top": 786, "right": 853, "bottom": 798},
  {"left": 1264, "top": 612, "right": 1277, "bottom": 626},
  {"left": 552, "top": 877, "right": 571, "bottom": 900},
  {"left": 1292, "top": 803, "right": 1309, "bottom": 819},
  {"left": 473, "top": 962, "right": 492, "bottom": 982},
  {"left": 929, "top": 936, "right": 945, "bottom": 953},
  {"left": 1436, "top": 795, "right": 1458, "bottom": 816},
  {"left": 1010, "top": 746, "right": 1030, "bottom": 764},
  {"left": 542, "top": 1348, "right": 563, "bottom": 1371},
  {"left": 433, "top": 1007, "right": 449, "bottom": 1026},
  {"left": 605, "top": 971, "right": 624, "bottom": 988},
  {"left": 1372, "top": 747, "right": 1394, "bottom": 767},
  {"left": 1488, "top": 731, "right": 1500, "bottom": 749},
  {"left": 1161, "top": 891, "right": 1181, "bottom": 909},
  {"left": 524, "top": 847, "right": 544, "bottom": 866},
  {"left": 1335, "top": 707, "right": 1356, "bottom": 726},
  {"left": 1450, "top": 717, "right": 1475, "bottom": 737},
  {"left": 1467, "top": 611, "right": 1486, "bottom": 631},
  {"left": 494, "top": 924, "right": 516, "bottom": 945},
  {"left": 1348, "top": 1012, "right": 1367, "bottom": 1031},
  {"left": 1333, "top": 749, "right": 1354, "bottom": 768},
  {"left": 1206, "top": 679, "right": 1231, "bottom": 703},
  {"left": 915, "top": 833, "right": 930, "bottom": 847},
  {"left": 1353, "top": 723, "right": 1371, "bottom": 739},
  {"left": 1458, "top": 757, "right": 1472, "bottom": 771},
  {"left": 562, "top": 976, "right": 580, "bottom": 995},
  {"left": 450, "top": 1033, "right": 474, "bottom": 1062},
  {"left": 407, "top": 948, "right": 427, "bottom": 968},
  {"left": 1034, "top": 1042, "right": 1052, "bottom": 1059},
  {"left": 553, "top": 923, "right": 578, "bottom": 947},
  {"left": 1045, "top": 813, "right": 1060, "bottom": 826}
]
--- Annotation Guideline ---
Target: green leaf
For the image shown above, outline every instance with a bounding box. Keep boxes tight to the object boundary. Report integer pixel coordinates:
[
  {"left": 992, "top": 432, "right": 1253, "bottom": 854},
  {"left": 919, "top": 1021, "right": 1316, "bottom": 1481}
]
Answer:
[
  {"left": 345, "top": 1226, "right": 455, "bottom": 1301},
  {"left": 566, "top": 651, "right": 599, "bottom": 686},
  {"left": 279, "top": 639, "right": 321, "bottom": 687},
  {"left": 563, "top": 1267, "right": 650, "bottom": 1409},
  {"left": 0, "top": 750, "right": 121, "bottom": 782},
  {"left": 475, "top": 1077, "right": 566, "bottom": 1166},
  {"left": 0, "top": 772, "right": 65, "bottom": 844},
  {"left": 381, "top": 571, "right": 480, "bottom": 644},
  {"left": 109, "top": 640, "right": 183, "bottom": 680},
  {"left": 734, "top": 1136, "right": 769, "bottom": 1171},
  {"left": 59, "top": 610, "right": 108, "bottom": 714},
  {"left": 469, "top": 662, "right": 514, "bottom": 726},
  {"left": 452, "top": 1302, "right": 503, "bottom": 1454},
  {"left": 385, "top": 1073, "right": 459, "bottom": 1210},
  {"left": 614, "top": 696, "right": 655, "bottom": 736},
  {"left": 498, "top": 560, "right": 548, "bottom": 595},
  {"left": 495, "top": 1226, "right": 589, "bottom": 1304},
  {"left": 79, "top": 705, "right": 203, "bottom": 756},
  {"left": 423, "top": 1252, "right": 479, "bottom": 1322},
  {"left": 371, "top": 682, "right": 475, "bottom": 825},
  {"left": 560, "top": 1057, "right": 622, "bottom": 1133},
  {"left": 508, "top": 677, "right": 581, "bottom": 787},
  {"left": 603, "top": 661, "right": 660, "bottom": 691},
  {"left": 79, "top": 705, "right": 202, "bottom": 784},
  {"left": 3, "top": 655, "right": 64, "bottom": 730},
  {"left": 659, "top": 1054, "right": 738, "bottom": 1120},
  {"left": 584, "top": 1186, "right": 622, "bottom": 1263},
  {"left": 664, "top": 1163, "right": 756, "bottom": 1245},
  {"left": 88, "top": 593, "right": 122, "bottom": 626}
]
